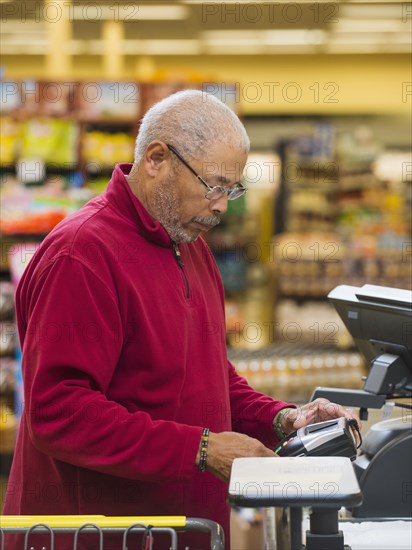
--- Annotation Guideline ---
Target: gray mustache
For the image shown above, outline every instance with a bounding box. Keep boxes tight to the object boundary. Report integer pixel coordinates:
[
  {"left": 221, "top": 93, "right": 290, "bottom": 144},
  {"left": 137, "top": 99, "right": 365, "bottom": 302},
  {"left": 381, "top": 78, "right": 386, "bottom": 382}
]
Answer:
[{"left": 192, "top": 216, "right": 221, "bottom": 227}]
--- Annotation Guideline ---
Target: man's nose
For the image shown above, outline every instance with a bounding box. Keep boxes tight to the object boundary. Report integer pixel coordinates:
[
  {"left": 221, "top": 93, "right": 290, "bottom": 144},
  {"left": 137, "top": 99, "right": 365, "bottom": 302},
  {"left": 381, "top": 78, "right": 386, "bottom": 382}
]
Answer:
[{"left": 209, "top": 193, "right": 229, "bottom": 215}]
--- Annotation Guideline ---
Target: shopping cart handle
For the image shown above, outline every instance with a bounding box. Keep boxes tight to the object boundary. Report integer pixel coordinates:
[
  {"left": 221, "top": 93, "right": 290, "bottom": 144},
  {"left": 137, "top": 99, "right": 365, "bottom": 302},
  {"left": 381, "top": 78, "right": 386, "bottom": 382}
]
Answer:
[
  {"left": 0, "top": 515, "right": 187, "bottom": 528},
  {"left": 0, "top": 515, "right": 224, "bottom": 550}
]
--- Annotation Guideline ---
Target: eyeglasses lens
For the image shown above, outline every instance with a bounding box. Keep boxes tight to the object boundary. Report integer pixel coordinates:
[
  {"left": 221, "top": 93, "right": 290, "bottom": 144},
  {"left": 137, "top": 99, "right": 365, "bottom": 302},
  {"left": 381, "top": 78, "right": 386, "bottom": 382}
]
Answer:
[{"left": 205, "top": 187, "right": 246, "bottom": 201}]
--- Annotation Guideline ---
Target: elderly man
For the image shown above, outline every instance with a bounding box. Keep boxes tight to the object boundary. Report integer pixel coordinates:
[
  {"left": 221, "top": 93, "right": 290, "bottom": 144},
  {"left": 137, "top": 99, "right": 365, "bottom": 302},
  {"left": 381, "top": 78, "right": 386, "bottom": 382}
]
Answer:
[{"left": 3, "top": 90, "right": 357, "bottom": 549}]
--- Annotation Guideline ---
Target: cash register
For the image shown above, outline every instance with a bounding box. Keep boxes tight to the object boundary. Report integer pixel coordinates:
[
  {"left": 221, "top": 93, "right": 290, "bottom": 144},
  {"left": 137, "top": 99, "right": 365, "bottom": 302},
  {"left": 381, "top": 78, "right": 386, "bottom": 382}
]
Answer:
[{"left": 311, "top": 284, "right": 412, "bottom": 518}]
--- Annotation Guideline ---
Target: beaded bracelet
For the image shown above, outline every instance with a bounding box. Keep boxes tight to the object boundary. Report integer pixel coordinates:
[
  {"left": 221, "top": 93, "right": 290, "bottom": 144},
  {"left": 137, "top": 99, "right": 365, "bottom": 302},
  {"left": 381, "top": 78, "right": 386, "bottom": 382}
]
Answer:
[
  {"left": 198, "top": 428, "right": 210, "bottom": 473},
  {"left": 273, "top": 408, "right": 294, "bottom": 440}
]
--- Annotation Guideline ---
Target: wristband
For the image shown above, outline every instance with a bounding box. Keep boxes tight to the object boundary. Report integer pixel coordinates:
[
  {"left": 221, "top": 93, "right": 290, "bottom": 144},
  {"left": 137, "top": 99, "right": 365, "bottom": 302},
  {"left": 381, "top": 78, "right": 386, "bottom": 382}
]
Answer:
[
  {"left": 198, "top": 428, "right": 210, "bottom": 473},
  {"left": 273, "top": 408, "right": 294, "bottom": 440}
]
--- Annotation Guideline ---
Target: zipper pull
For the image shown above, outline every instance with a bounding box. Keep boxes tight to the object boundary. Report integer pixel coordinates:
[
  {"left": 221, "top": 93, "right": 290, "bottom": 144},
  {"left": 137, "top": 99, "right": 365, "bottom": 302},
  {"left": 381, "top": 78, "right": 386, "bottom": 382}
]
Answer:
[
  {"left": 172, "top": 242, "right": 190, "bottom": 298},
  {"left": 173, "top": 243, "right": 184, "bottom": 266}
]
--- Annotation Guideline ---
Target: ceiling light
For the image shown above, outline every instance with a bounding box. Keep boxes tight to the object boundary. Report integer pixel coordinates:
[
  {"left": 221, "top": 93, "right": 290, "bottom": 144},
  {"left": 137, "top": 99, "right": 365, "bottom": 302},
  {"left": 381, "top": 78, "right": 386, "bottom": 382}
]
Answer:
[
  {"left": 326, "top": 31, "right": 412, "bottom": 53},
  {"left": 202, "top": 30, "right": 261, "bottom": 40},
  {"left": 341, "top": 4, "right": 405, "bottom": 18},
  {"left": 183, "top": 0, "right": 308, "bottom": 3},
  {"left": 265, "top": 45, "right": 319, "bottom": 54},
  {"left": 347, "top": 0, "right": 405, "bottom": 2},
  {"left": 206, "top": 44, "right": 263, "bottom": 55},
  {"left": 0, "top": 36, "right": 48, "bottom": 45},
  {"left": 66, "top": 40, "right": 87, "bottom": 55},
  {"left": 87, "top": 40, "right": 104, "bottom": 55},
  {"left": 204, "top": 38, "right": 264, "bottom": 48},
  {"left": 183, "top": 0, "right": 263, "bottom": 3},
  {"left": 389, "top": 32, "right": 412, "bottom": 44},
  {"left": 1, "top": 21, "right": 45, "bottom": 32},
  {"left": 71, "top": 5, "right": 188, "bottom": 21},
  {"left": 325, "top": 43, "right": 382, "bottom": 54},
  {"left": 329, "top": 32, "right": 390, "bottom": 44},
  {"left": 64, "top": 39, "right": 202, "bottom": 56},
  {"left": 264, "top": 29, "right": 326, "bottom": 45},
  {"left": 203, "top": 29, "right": 326, "bottom": 47},
  {"left": 0, "top": 44, "right": 47, "bottom": 54},
  {"left": 335, "top": 18, "right": 410, "bottom": 33},
  {"left": 382, "top": 43, "right": 412, "bottom": 53},
  {"left": 136, "top": 40, "right": 201, "bottom": 55}
]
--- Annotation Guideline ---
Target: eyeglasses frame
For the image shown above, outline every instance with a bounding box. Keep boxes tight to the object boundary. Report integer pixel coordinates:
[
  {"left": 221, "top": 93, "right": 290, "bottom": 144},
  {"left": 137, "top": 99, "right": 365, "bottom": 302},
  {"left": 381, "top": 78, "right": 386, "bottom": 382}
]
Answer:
[{"left": 166, "top": 143, "right": 247, "bottom": 201}]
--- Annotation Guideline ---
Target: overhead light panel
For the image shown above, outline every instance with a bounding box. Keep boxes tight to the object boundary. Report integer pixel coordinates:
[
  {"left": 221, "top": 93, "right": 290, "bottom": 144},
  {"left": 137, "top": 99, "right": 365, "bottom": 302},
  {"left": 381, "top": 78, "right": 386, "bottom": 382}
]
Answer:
[
  {"left": 184, "top": 0, "right": 265, "bottom": 3},
  {"left": 121, "top": 39, "right": 201, "bottom": 55},
  {"left": 0, "top": 36, "right": 48, "bottom": 45},
  {"left": 1, "top": 44, "right": 47, "bottom": 54},
  {"left": 71, "top": 5, "right": 189, "bottom": 21},
  {"left": 325, "top": 43, "right": 382, "bottom": 54},
  {"left": 66, "top": 40, "right": 201, "bottom": 56},
  {"left": 341, "top": 4, "right": 406, "bottom": 18},
  {"left": 183, "top": 0, "right": 307, "bottom": 3},
  {"left": 347, "top": 0, "right": 406, "bottom": 2},
  {"left": 264, "top": 29, "right": 326, "bottom": 45},
  {"left": 1, "top": 21, "right": 45, "bottom": 33},
  {"left": 264, "top": 44, "right": 319, "bottom": 54},
  {"left": 206, "top": 44, "right": 263, "bottom": 55},
  {"left": 203, "top": 29, "right": 326, "bottom": 47},
  {"left": 329, "top": 32, "right": 390, "bottom": 44},
  {"left": 202, "top": 30, "right": 261, "bottom": 40},
  {"left": 382, "top": 44, "right": 412, "bottom": 53},
  {"left": 335, "top": 18, "right": 410, "bottom": 33}
]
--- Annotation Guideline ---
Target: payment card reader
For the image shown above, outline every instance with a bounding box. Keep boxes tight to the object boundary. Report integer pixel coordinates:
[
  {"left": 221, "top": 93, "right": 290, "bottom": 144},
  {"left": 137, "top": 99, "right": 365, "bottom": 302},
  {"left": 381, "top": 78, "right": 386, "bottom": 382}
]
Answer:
[{"left": 275, "top": 418, "right": 361, "bottom": 461}]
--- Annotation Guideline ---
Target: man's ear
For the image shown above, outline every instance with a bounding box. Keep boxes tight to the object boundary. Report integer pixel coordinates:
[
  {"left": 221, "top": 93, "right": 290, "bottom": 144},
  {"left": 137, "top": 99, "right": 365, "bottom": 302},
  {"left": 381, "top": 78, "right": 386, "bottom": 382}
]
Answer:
[{"left": 144, "top": 141, "right": 169, "bottom": 177}]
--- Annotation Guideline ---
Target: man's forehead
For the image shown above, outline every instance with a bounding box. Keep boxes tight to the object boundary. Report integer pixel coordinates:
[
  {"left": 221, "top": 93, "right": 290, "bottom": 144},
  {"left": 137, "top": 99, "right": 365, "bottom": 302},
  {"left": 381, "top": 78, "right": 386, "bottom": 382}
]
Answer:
[{"left": 200, "top": 160, "right": 246, "bottom": 183}]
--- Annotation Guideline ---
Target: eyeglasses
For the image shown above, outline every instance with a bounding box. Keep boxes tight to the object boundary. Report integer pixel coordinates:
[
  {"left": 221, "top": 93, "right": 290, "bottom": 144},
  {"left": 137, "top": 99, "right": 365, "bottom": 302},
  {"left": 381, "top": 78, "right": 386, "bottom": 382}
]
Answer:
[{"left": 167, "top": 144, "right": 247, "bottom": 201}]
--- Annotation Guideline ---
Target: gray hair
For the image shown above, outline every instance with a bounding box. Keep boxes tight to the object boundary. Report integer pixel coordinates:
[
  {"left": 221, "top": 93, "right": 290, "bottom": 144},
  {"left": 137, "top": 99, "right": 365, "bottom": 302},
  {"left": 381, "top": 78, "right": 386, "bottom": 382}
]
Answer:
[{"left": 134, "top": 89, "right": 250, "bottom": 164}]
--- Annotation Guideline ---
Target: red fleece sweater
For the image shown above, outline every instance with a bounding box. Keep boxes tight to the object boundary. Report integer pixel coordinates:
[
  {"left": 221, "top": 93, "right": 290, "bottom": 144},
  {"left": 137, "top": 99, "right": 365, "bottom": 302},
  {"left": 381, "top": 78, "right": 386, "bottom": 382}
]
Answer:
[{"left": 3, "top": 164, "right": 290, "bottom": 549}]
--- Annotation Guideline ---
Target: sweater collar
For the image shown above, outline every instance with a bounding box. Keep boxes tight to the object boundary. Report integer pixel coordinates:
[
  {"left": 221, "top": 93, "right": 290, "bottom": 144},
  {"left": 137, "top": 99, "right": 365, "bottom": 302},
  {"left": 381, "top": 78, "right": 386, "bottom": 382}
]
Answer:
[{"left": 105, "top": 163, "right": 172, "bottom": 248}]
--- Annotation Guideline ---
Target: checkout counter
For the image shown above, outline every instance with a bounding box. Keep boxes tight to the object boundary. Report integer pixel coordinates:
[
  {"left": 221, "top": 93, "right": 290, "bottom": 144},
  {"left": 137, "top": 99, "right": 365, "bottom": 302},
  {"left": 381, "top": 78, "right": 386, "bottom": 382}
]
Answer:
[{"left": 229, "top": 284, "right": 412, "bottom": 549}]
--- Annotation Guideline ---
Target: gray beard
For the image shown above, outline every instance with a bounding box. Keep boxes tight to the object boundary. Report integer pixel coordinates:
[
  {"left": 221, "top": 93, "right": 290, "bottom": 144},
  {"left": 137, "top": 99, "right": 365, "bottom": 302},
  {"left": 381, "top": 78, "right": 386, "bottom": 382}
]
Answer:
[{"left": 152, "top": 176, "right": 220, "bottom": 244}]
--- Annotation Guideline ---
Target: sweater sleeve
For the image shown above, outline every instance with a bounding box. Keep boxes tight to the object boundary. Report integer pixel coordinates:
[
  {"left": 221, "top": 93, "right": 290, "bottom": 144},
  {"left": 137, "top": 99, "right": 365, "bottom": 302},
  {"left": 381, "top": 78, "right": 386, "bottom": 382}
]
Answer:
[
  {"left": 18, "top": 254, "right": 202, "bottom": 483},
  {"left": 227, "top": 360, "right": 296, "bottom": 448}
]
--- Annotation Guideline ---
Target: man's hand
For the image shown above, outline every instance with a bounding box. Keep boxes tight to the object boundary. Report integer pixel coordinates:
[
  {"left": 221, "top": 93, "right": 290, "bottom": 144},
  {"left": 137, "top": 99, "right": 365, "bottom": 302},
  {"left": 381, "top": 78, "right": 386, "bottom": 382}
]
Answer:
[
  {"left": 201, "top": 431, "right": 276, "bottom": 483},
  {"left": 281, "top": 398, "right": 362, "bottom": 436}
]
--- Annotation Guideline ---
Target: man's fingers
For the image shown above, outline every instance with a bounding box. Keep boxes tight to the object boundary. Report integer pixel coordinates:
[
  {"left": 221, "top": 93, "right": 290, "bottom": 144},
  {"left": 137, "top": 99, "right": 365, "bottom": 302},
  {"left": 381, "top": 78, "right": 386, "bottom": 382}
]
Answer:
[
  {"left": 292, "top": 408, "right": 318, "bottom": 428},
  {"left": 290, "top": 400, "right": 362, "bottom": 431}
]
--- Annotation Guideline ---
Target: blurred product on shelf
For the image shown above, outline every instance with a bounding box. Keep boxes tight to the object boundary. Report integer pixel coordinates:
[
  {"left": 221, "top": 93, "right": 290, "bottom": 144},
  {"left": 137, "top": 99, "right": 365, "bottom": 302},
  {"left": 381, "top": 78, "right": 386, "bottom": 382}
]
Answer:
[
  {"left": 0, "top": 175, "right": 94, "bottom": 236},
  {"left": 275, "top": 299, "right": 353, "bottom": 347},
  {"left": 1, "top": 211, "right": 66, "bottom": 236},
  {"left": 273, "top": 134, "right": 411, "bottom": 296},
  {"left": 0, "top": 322, "right": 16, "bottom": 358},
  {"left": 77, "top": 82, "right": 140, "bottom": 121},
  {"left": 0, "top": 281, "right": 14, "bottom": 320},
  {"left": 272, "top": 230, "right": 410, "bottom": 298},
  {"left": 0, "top": 402, "right": 16, "bottom": 454},
  {"left": 141, "top": 80, "right": 199, "bottom": 113},
  {"left": 0, "top": 117, "right": 19, "bottom": 166},
  {"left": 336, "top": 125, "right": 383, "bottom": 170},
  {"left": 82, "top": 130, "right": 135, "bottom": 168},
  {"left": 229, "top": 342, "right": 365, "bottom": 404},
  {"left": 141, "top": 79, "right": 239, "bottom": 114},
  {"left": 6, "top": 243, "right": 40, "bottom": 287},
  {"left": 5, "top": 244, "right": 41, "bottom": 428},
  {"left": 230, "top": 508, "right": 264, "bottom": 550},
  {"left": 0, "top": 358, "right": 16, "bottom": 396},
  {"left": 0, "top": 276, "right": 18, "bottom": 457},
  {"left": 0, "top": 280, "right": 17, "bottom": 400},
  {"left": 20, "top": 118, "right": 78, "bottom": 166}
]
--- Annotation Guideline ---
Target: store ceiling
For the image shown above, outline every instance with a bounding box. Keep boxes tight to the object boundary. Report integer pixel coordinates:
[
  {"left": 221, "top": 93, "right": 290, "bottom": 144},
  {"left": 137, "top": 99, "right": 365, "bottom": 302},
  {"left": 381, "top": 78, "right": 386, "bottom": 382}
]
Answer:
[{"left": 1, "top": 0, "right": 411, "bottom": 55}]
